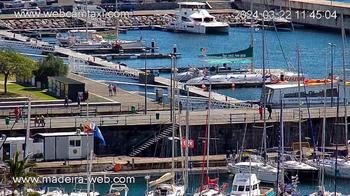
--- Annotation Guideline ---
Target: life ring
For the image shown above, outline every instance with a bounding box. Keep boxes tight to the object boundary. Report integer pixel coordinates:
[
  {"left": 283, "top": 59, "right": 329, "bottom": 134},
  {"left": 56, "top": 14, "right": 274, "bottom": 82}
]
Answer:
[{"left": 114, "top": 164, "right": 122, "bottom": 172}]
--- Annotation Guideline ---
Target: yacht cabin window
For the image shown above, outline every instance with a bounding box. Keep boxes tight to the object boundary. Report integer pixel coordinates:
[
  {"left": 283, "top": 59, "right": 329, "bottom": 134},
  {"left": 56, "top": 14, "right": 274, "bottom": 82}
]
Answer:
[
  {"left": 253, "top": 184, "right": 258, "bottom": 190},
  {"left": 232, "top": 185, "right": 238, "bottom": 191},
  {"left": 238, "top": 186, "right": 245, "bottom": 191},
  {"left": 204, "top": 17, "right": 213, "bottom": 22},
  {"left": 245, "top": 186, "right": 251, "bottom": 191},
  {"left": 193, "top": 18, "right": 202, "bottom": 22}
]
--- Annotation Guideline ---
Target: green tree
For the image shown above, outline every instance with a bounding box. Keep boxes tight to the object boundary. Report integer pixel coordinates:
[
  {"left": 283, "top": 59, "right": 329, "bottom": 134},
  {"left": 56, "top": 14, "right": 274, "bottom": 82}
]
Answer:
[
  {"left": 0, "top": 50, "right": 37, "bottom": 94},
  {"left": 5, "top": 151, "right": 37, "bottom": 194},
  {"left": 34, "top": 54, "right": 68, "bottom": 87}
]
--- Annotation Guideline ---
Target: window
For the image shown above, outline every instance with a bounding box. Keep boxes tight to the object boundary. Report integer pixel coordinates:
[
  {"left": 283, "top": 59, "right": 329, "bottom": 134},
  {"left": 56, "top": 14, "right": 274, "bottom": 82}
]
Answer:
[
  {"left": 253, "top": 184, "right": 258, "bottom": 190},
  {"left": 238, "top": 186, "right": 244, "bottom": 191},
  {"left": 232, "top": 185, "right": 238, "bottom": 191},
  {"left": 204, "top": 17, "right": 213, "bottom": 22},
  {"left": 193, "top": 18, "right": 202, "bottom": 22},
  {"left": 245, "top": 186, "right": 251, "bottom": 191},
  {"left": 70, "top": 140, "right": 81, "bottom": 147}
]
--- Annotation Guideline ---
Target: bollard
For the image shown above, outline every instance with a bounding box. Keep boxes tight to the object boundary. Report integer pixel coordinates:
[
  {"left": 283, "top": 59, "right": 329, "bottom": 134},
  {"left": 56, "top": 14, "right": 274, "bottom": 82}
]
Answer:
[{"left": 5, "top": 117, "right": 10, "bottom": 125}]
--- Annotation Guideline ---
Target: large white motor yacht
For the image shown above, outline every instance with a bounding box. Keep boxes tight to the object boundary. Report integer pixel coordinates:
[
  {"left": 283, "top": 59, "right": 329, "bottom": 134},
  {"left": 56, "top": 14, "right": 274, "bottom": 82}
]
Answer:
[{"left": 167, "top": 2, "right": 229, "bottom": 34}]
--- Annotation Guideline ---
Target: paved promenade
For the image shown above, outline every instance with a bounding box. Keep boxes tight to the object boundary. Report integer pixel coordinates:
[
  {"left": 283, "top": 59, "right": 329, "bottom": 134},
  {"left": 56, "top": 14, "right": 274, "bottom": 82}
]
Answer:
[
  {"left": 1, "top": 106, "right": 348, "bottom": 131},
  {"left": 68, "top": 73, "right": 166, "bottom": 112}
]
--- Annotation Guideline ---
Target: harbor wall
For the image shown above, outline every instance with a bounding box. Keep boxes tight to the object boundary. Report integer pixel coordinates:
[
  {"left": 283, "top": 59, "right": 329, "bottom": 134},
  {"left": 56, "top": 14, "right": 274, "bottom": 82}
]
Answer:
[
  {"left": 96, "top": 116, "right": 347, "bottom": 157},
  {"left": 235, "top": 0, "right": 350, "bottom": 30}
]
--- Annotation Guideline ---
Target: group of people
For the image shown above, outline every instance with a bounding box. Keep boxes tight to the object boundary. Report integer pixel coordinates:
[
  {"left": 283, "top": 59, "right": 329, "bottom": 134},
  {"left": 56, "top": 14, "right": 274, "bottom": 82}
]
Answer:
[
  {"left": 34, "top": 115, "right": 45, "bottom": 127},
  {"left": 108, "top": 84, "right": 117, "bottom": 96},
  {"left": 258, "top": 104, "right": 273, "bottom": 120}
]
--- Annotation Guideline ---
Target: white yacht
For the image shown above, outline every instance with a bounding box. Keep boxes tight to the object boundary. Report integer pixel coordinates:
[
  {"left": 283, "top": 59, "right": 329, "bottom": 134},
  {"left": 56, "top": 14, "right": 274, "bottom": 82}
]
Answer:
[
  {"left": 230, "top": 173, "right": 274, "bottom": 196},
  {"left": 307, "top": 158, "right": 350, "bottom": 179},
  {"left": 167, "top": 2, "right": 229, "bottom": 34},
  {"left": 228, "top": 161, "right": 279, "bottom": 184},
  {"left": 145, "top": 173, "right": 185, "bottom": 196}
]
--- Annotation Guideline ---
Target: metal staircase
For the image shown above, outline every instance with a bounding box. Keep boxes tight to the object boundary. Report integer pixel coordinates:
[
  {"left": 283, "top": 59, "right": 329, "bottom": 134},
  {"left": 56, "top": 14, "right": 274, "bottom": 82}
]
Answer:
[{"left": 129, "top": 124, "right": 179, "bottom": 157}]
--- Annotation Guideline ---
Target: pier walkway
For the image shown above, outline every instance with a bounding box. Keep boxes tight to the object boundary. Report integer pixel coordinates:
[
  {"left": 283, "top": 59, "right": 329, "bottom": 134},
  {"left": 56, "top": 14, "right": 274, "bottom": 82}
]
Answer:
[
  {"left": 68, "top": 73, "right": 165, "bottom": 111},
  {"left": 0, "top": 30, "right": 249, "bottom": 106},
  {"left": 1, "top": 106, "right": 348, "bottom": 131}
]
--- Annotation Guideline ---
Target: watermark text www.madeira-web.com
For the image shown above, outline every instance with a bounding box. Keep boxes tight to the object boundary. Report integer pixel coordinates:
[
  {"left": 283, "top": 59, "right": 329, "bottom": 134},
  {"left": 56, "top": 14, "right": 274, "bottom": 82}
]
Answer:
[
  {"left": 13, "top": 10, "right": 132, "bottom": 19},
  {"left": 12, "top": 176, "right": 136, "bottom": 184}
]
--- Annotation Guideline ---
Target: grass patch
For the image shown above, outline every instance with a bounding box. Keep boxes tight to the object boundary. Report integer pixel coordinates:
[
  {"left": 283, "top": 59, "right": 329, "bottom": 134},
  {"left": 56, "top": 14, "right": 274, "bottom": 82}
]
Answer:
[
  {"left": 0, "top": 74, "right": 15, "bottom": 81},
  {"left": 0, "top": 83, "right": 57, "bottom": 100}
]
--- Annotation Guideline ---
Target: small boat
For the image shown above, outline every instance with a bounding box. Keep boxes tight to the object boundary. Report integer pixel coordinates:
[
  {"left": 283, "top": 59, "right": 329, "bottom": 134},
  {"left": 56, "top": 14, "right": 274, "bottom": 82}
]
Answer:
[
  {"left": 145, "top": 173, "right": 185, "bottom": 196},
  {"left": 166, "top": 2, "right": 229, "bottom": 34},
  {"left": 69, "top": 183, "right": 100, "bottom": 196},
  {"left": 230, "top": 173, "right": 274, "bottom": 196}
]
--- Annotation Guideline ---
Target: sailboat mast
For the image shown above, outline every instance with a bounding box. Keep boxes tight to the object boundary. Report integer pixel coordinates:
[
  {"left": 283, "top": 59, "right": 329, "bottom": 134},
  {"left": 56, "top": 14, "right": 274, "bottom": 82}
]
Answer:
[
  {"left": 171, "top": 55, "right": 176, "bottom": 184},
  {"left": 249, "top": 0, "right": 254, "bottom": 73},
  {"left": 341, "top": 14, "right": 348, "bottom": 156},
  {"left": 184, "top": 87, "right": 190, "bottom": 191},
  {"left": 297, "top": 47, "right": 303, "bottom": 162},
  {"left": 115, "top": 0, "right": 119, "bottom": 40},
  {"left": 321, "top": 71, "right": 327, "bottom": 191},
  {"left": 262, "top": 17, "right": 267, "bottom": 165},
  {"left": 206, "top": 83, "right": 211, "bottom": 174}
]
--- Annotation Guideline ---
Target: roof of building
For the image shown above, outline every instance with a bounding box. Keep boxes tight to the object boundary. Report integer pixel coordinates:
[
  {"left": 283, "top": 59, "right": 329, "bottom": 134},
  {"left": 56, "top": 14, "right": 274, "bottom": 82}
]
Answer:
[
  {"left": 178, "top": 2, "right": 206, "bottom": 6},
  {"left": 35, "top": 132, "right": 91, "bottom": 137},
  {"left": 49, "top": 76, "right": 84, "bottom": 85}
]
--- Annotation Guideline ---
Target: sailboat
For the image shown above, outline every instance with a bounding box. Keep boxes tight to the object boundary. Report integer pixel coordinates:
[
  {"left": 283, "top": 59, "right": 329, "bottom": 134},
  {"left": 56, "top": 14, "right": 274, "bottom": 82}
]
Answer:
[
  {"left": 145, "top": 53, "right": 185, "bottom": 196},
  {"left": 228, "top": 18, "right": 280, "bottom": 185},
  {"left": 193, "top": 83, "right": 226, "bottom": 196},
  {"left": 308, "top": 68, "right": 344, "bottom": 196}
]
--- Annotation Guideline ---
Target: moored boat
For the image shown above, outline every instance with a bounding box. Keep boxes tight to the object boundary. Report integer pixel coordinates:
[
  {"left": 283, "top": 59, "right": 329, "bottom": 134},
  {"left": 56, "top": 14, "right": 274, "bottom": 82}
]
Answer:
[{"left": 166, "top": 2, "right": 229, "bottom": 34}]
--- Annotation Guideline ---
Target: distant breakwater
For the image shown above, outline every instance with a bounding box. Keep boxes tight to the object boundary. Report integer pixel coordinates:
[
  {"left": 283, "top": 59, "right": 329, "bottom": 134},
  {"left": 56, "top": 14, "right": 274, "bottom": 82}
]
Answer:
[{"left": 0, "top": 13, "right": 247, "bottom": 30}]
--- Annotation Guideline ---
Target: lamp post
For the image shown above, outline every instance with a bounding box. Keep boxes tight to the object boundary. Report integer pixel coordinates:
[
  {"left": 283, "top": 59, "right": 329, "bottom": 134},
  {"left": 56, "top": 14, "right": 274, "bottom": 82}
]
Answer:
[{"left": 25, "top": 96, "right": 32, "bottom": 158}]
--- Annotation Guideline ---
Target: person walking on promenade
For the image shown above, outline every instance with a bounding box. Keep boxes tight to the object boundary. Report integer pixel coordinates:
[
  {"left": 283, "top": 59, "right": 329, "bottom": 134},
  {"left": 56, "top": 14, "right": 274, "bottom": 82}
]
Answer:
[
  {"left": 113, "top": 85, "right": 117, "bottom": 96},
  {"left": 14, "top": 107, "right": 20, "bottom": 123},
  {"left": 77, "top": 95, "right": 81, "bottom": 107},
  {"left": 258, "top": 105, "right": 263, "bottom": 120},
  {"left": 267, "top": 104, "right": 272, "bottom": 119},
  {"left": 108, "top": 84, "right": 113, "bottom": 96},
  {"left": 40, "top": 115, "right": 45, "bottom": 127},
  {"left": 64, "top": 96, "right": 69, "bottom": 107}
]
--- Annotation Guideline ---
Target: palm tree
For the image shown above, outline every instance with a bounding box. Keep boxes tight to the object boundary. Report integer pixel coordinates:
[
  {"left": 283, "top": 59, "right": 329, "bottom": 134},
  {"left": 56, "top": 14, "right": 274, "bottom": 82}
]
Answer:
[{"left": 5, "top": 151, "right": 37, "bottom": 195}]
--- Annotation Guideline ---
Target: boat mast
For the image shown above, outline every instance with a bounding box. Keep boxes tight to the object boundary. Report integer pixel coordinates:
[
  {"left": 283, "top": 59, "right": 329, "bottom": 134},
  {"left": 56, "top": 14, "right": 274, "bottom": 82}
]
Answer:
[
  {"left": 184, "top": 86, "right": 190, "bottom": 192},
  {"left": 85, "top": 0, "right": 88, "bottom": 41},
  {"left": 320, "top": 63, "right": 327, "bottom": 193},
  {"left": 341, "top": 13, "right": 348, "bottom": 157},
  {"left": 115, "top": 0, "right": 119, "bottom": 40},
  {"left": 297, "top": 47, "right": 303, "bottom": 162},
  {"left": 207, "top": 82, "right": 211, "bottom": 174},
  {"left": 249, "top": 0, "right": 254, "bottom": 73},
  {"left": 262, "top": 17, "right": 267, "bottom": 165},
  {"left": 171, "top": 52, "right": 176, "bottom": 184}
]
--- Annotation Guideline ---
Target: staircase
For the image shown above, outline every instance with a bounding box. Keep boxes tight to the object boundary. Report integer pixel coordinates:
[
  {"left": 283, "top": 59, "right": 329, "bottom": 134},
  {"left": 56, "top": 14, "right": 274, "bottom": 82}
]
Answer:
[{"left": 129, "top": 124, "right": 179, "bottom": 157}]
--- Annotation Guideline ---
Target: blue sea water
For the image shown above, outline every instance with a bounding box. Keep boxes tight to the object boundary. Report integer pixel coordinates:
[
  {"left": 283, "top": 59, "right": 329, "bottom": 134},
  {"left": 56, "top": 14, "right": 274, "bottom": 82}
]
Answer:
[{"left": 110, "top": 27, "right": 350, "bottom": 101}]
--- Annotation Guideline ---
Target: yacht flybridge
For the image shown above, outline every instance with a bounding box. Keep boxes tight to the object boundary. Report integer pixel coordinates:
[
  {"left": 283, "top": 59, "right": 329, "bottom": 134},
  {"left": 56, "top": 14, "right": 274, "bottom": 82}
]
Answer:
[{"left": 167, "top": 2, "right": 229, "bottom": 34}]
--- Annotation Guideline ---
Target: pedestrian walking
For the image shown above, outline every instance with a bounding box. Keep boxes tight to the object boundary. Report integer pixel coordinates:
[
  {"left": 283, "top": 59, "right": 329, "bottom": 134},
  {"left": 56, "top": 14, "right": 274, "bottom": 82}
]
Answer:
[
  {"left": 14, "top": 107, "right": 20, "bottom": 123},
  {"left": 40, "top": 115, "right": 45, "bottom": 127},
  {"left": 113, "top": 85, "right": 117, "bottom": 96},
  {"left": 34, "top": 116, "right": 38, "bottom": 127},
  {"left": 108, "top": 84, "right": 113, "bottom": 96},
  {"left": 179, "top": 101, "right": 183, "bottom": 113},
  {"left": 77, "top": 95, "right": 81, "bottom": 106},
  {"left": 64, "top": 96, "right": 69, "bottom": 107},
  {"left": 258, "top": 105, "right": 263, "bottom": 120},
  {"left": 267, "top": 104, "right": 272, "bottom": 119}
]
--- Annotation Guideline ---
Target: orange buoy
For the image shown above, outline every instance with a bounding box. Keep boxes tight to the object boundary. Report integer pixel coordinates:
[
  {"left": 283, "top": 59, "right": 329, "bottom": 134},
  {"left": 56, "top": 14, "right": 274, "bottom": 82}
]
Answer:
[{"left": 114, "top": 164, "right": 122, "bottom": 172}]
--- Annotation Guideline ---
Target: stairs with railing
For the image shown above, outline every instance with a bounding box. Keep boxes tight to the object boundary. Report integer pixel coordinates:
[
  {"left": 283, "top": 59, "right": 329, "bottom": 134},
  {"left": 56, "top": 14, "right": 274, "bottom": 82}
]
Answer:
[{"left": 129, "top": 124, "right": 179, "bottom": 157}]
